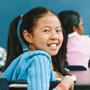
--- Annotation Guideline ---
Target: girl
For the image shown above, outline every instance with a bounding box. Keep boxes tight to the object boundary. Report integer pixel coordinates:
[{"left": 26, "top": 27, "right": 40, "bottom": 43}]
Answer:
[
  {"left": 58, "top": 10, "right": 90, "bottom": 70},
  {"left": 1, "top": 7, "right": 74, "bottom": 90}
]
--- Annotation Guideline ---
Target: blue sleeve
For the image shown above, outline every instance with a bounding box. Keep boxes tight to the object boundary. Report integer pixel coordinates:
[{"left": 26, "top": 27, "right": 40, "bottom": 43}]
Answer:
[
  {"left": 27, "top": 54, "right": 51, "bottom": 90},
  {"left": 1, "top": 57, "right": 20, "bottom": 80}
]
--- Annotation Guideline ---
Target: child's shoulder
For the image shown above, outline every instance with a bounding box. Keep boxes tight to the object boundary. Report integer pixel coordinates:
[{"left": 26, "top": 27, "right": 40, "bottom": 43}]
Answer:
[
  {"left": 23, "top": 50, "right": 50, "bottom": 57},
  {"left": 20, "top": 50, "right": 51, "bottom": 63}
]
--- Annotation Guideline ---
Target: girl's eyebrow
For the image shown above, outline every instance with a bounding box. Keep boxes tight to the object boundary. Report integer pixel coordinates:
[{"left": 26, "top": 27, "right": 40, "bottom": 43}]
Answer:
[
  {"left": 56, "top": 26, "right": 61, "bottom": 28},
  {"left": 56, "top": 26, "right": 62, "bottom": 30},
  {"left": 41, "top": 26, "right": 50, "bottom": 28},
  {"left": 40, "top": 26, "right": 51, "bottom": 29},
  {"left": 41, "top": 26, "right": 61, "bottom": 29}
]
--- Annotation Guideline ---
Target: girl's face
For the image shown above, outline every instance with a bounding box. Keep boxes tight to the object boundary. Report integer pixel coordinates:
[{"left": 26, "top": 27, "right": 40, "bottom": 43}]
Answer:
[
  {"left": 29, "top": 14, "right": 63, "bottom": 56},
  {"left": 77, "top": 17, "right": 83, "bottom": 35},
  {"left": 73, "top": 17, "right": 83, "bottom": 35}
]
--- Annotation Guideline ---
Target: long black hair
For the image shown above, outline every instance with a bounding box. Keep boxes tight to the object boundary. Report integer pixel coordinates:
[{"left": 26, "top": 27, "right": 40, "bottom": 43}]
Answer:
[
  {"left": 3, "top": 7, "right": 58, "bottom": 71},
  {"left": 56, "top": 10, "right": 80, "bottom": 74},
  {"left": 52, "top": 26, "right": 69, "bottom": 76}
]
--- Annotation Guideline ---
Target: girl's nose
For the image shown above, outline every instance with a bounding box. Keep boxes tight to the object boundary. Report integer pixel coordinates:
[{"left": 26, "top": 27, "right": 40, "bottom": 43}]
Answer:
[{"left": 50, "top": 31, "right": 58, "bottom": 40}]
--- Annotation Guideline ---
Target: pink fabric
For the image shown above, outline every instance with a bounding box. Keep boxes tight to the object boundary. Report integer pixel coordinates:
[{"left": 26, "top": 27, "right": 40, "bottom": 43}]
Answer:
[{"left": 67, "top": 33, "right": 90, "bottom": 69}]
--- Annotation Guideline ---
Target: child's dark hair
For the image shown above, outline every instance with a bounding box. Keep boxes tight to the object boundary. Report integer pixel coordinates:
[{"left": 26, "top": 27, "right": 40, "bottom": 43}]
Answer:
[
  {"left": 3, "top": 7, "right": 58, "bottom": 71},
  {"left": 57, "top": 10, "right": 80, "bottom": 73}
]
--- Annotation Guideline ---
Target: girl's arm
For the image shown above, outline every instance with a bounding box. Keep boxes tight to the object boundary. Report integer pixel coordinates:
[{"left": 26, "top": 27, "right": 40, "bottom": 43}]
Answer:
[
  {"left": 27, "top": 54, "right": 52, "bottom": 90},
  {"left": 27, "top": 52, "right": 74, "bottom": 90},
  {"left": 53, "top": 75, "right": 74, "bottom": 90}
]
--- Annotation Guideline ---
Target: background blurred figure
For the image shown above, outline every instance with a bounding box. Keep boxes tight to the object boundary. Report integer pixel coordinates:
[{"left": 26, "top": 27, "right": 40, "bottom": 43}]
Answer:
[
  {"left": 58, "top": 10, "right": 90, "bottom": 69},
  {"left": 0, "top": 47, "right": 6, "bottom": 75},
  {"left": 0, "top": 47, "right": 6, "bottom": 71}
]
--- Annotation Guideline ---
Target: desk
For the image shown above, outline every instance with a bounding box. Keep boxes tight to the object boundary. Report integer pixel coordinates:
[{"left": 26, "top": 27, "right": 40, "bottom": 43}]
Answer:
[
  {"left": 51, "top": 68, "right": 90, "bottom": 90},
  {"left": 1, "top": 69, "right": 90, "bottom": 90},
  {"left": 1, "top": 79, "right": 89, "bottom": 90},
  {"left": 69, "top": 68, "right": 90, "bottom": 90},
  {"left": 69, "top": 68, "right": 90, "bottom": 83}
]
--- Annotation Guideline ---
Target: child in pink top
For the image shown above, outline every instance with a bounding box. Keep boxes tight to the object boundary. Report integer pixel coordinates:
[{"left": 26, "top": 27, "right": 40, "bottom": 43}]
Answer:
[
  {"left": 67, "top": 32, "right": 90, "bottom": 69},
  {"left": 58, "top": 10, "right": 90, "bottom": 69}
]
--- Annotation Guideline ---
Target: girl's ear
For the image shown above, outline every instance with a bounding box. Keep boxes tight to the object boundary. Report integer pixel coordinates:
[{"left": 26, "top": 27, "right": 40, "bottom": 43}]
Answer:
[
  {"left": 73, "top": 26, "right": 78, "bottom": 32},
  {"left": 23, "top": 30, "right": 33, "bottom": 43}
]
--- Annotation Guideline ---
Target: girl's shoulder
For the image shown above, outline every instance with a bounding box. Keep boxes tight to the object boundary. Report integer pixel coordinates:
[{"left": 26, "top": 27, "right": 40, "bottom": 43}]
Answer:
[
  {"left": 19, "top": 50, "right": 51, "bottom": 63},
  {"left": 7, "top": 50, "right": 51, "bottom": 67},
  {"left": 22, "top": 50, "right": 51, "bottom": 58},
  {"left": 78, "top": 35, "right": 90, "bottom": 42}
]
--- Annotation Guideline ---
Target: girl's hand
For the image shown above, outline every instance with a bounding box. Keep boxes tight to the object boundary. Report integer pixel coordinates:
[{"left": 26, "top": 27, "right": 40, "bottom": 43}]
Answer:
[{"left": 61, "top": 75, "right": 74, "bottom": 90}]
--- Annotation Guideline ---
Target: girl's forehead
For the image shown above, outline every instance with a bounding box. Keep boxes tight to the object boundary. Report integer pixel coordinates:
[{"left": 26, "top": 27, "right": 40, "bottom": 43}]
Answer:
[
  {"left": 37, "top": 12, "right": 57, "bottom": 20},
  {"left": 38, "top": 16, "right": 60, "bottom": 25},
  {"left": 37, "top": 14, "right": 60, "bottom": 24},
  {"left": 33, "top": 15, "right": 61, "bottom": 31}
]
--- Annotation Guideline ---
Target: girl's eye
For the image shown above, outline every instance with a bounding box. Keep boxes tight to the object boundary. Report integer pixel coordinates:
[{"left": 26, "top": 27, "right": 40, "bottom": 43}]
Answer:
[
  {"left": 43, "top": 29, "right": 49, "bottom": 32},
  {"left": 56, "top": 29, "right": 62, "bottom": 32}
]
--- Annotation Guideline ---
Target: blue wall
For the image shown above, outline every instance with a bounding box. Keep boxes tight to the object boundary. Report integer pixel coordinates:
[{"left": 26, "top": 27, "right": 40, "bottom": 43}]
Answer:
[{"left": 0, "top": 0, "right": 90, "bottom": 48}]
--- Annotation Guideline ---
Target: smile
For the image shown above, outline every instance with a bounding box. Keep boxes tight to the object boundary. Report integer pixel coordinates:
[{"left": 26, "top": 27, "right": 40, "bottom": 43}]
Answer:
[{"left": 49, "top": 44, "right": 58, "bottom": 50}]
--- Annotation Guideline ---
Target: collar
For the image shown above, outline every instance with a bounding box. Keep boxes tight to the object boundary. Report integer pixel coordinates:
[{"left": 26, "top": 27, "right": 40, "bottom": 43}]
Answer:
[{"left": 68, "top": 32, "right": 78, "bottom": 37}]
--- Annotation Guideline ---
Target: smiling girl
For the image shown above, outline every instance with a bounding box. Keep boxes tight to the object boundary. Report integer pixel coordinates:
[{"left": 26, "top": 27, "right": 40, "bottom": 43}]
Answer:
[{"left": 1, "top": 7, "right": 74, "bottom": 90}]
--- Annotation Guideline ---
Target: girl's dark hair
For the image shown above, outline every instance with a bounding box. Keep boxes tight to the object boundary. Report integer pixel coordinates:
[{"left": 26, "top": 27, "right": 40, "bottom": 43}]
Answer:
[
  {"left": 52, "top": 45, "right": 69, "bottom": 76},
  {"left": 56, "top": 10, "right": 80, "bottom": 74},
  {"left": 3, "top": 7, "right": 58, "bottom": 71}
]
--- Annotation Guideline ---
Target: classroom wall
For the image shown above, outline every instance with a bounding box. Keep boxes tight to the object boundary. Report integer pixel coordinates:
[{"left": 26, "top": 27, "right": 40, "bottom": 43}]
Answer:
[{"left": 0, "top": 0, "right": 90, "bottom": 48}]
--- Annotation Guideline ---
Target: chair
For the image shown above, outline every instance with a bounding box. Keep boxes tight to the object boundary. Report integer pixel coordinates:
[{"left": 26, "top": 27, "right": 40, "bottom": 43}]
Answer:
[
  {"left": 0, "top": 78, "right": 61, "bottom": 90},
  {"left": 0, "top": 78, "right": 9, "bottom": 90},
  {"left": 9, "top": 80, "right": 27, "bottom": 90},
  {"left": 8, "top": 80, "right": 60, "bottom": 90},
  {"left": 1, "top": 78, "right": 90, "bottom": 90},
  {"left": 65, "top": 65, "right": 87, "bottom": 71}
]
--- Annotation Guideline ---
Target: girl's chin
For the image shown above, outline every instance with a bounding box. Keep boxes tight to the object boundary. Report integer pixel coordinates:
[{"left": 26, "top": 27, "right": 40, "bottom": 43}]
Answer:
[{"left": 49, "top": 52, "right": 58, "bottom": 56}]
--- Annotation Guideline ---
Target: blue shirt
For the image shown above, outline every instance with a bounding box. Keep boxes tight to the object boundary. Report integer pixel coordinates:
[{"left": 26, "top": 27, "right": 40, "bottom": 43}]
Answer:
[{"left": 1, "top": 50, "right": 55, "bottom": 90}]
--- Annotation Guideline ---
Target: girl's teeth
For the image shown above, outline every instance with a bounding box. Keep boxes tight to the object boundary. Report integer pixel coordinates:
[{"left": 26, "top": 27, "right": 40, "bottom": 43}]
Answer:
[{"left": 50, "top": 44, "right": 57, "bottom": 48}]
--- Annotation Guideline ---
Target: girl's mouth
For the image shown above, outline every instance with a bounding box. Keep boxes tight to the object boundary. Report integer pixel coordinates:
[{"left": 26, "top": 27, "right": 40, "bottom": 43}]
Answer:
[{"left": 49, "top": 44, "right": 58, "bottom": 50}]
